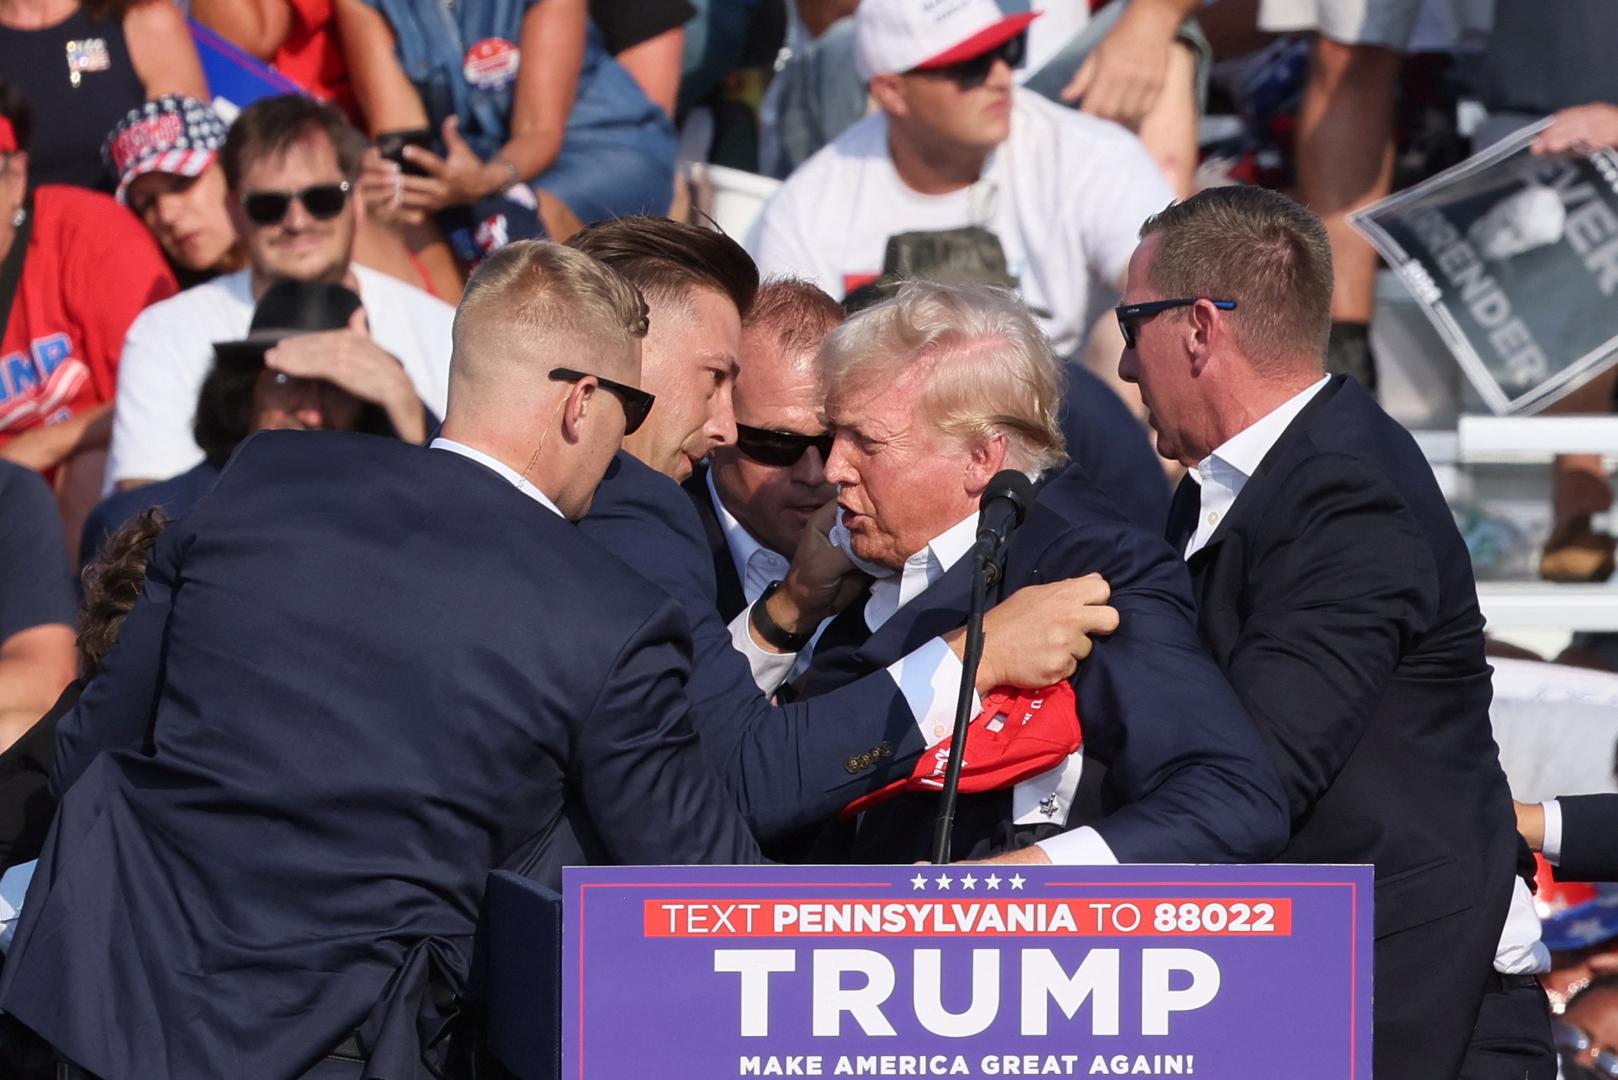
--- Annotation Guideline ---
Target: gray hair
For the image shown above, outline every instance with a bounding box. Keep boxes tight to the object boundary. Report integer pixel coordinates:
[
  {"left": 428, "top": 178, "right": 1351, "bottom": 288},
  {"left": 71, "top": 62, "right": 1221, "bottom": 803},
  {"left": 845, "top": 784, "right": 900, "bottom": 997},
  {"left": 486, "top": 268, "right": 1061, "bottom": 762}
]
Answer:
[{"left": 819, "top": 281, "right": 1066, "bottom": 472}]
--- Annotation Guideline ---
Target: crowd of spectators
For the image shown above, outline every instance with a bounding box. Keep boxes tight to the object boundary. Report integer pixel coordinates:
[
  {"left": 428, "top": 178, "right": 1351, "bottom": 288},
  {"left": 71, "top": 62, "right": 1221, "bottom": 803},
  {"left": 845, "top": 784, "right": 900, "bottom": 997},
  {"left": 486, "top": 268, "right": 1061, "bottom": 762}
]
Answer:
[{"left": 0, "top": 0, "right": 1617, "bottom": 1075}]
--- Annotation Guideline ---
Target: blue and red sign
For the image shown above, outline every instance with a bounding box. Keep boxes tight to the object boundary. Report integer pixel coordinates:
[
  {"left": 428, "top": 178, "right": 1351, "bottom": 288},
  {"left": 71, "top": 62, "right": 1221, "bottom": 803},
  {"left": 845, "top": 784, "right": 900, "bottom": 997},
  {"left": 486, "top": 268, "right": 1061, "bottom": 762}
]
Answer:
[{"left": 564, "top": 864, "right": 1372, "bottom": 1080}]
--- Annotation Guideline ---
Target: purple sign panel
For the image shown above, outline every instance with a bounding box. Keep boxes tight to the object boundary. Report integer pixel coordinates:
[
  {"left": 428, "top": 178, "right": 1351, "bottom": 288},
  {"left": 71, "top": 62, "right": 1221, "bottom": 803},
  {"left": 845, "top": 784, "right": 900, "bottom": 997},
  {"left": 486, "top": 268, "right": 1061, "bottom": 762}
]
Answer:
[{"left": 563, "top": 864, "right": 1372, "bottom": 1080}]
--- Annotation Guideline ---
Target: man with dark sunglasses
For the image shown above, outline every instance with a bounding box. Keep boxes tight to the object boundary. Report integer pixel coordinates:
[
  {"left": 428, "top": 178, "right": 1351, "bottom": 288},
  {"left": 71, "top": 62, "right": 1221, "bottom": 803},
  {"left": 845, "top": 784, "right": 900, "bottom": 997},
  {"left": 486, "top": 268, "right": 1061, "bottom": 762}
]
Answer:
[
  {"left": 685, "top": 279, "right": 843, "bottom": 631},
  {"left": 753, "top": 0, "right": 1174, "bottom": 363},
  {"left": 106, "top": 95, "right": 454, "bottom": 492}
]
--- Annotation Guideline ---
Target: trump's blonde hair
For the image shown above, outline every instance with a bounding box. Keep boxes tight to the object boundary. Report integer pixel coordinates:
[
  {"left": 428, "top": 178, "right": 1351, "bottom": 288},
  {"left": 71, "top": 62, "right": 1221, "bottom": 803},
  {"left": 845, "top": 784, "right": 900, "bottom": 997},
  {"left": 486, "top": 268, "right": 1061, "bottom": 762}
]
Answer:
[{"left": 820, "top": 281, "right": 1066, "bottom": 472}]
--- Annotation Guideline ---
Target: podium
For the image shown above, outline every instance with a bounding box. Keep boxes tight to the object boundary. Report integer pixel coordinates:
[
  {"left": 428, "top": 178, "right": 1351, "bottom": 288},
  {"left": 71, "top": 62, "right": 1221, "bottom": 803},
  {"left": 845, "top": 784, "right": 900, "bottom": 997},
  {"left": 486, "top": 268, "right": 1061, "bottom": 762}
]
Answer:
[{"left": 552, "top": 865, "right": 1373, "bottom": 1080}]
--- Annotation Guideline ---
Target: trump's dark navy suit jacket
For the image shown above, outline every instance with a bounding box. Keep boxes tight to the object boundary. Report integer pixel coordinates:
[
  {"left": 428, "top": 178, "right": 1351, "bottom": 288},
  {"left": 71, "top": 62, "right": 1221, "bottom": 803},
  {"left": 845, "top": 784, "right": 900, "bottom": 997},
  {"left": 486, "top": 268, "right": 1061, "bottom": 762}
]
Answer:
[
  {"left": 802, "top": 466, "right": 1292, "bottom": 865},
  {"left": 0, "top": 432, "right": 759, "bottom": 1080},
  {"left": 1170, "top": 375, "right": 1519, "bottom": 1080},
  {"left": 581, "top": 451, "right": 932, "bottom": 837}
]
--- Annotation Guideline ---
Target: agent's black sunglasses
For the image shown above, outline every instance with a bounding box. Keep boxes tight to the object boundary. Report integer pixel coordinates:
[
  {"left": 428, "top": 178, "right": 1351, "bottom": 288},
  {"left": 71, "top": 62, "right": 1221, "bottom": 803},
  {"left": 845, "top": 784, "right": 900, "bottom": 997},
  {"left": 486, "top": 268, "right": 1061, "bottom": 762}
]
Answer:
[
  {"left": 549, "top": 367, "right": 656, "bottom": 435},
  {"left": 735, "top": 423, "right": 834, "bottom": 467}
]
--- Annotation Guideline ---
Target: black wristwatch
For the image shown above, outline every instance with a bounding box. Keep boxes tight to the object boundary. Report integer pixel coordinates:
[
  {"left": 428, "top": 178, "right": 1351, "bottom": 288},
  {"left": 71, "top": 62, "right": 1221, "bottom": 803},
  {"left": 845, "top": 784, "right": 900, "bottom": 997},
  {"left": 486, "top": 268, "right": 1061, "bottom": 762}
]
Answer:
[{"left": 750, "top": 580, "right": 813, "bottom": 653}]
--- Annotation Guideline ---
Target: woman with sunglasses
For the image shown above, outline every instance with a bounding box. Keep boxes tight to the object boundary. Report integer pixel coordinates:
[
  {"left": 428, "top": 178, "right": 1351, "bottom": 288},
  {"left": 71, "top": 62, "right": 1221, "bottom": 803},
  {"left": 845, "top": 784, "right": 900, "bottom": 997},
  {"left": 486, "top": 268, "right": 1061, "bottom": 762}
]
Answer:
[{"left": 333, "top": 0, "right": 678, "bottom": 240}]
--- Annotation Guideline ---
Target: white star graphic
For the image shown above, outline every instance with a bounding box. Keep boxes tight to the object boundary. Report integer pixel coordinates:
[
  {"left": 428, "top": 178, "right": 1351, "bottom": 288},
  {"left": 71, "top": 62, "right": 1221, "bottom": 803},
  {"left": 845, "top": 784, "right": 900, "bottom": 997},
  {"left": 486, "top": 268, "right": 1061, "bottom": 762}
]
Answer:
[
  {"left": 1010, "top": 873, "right": 1026, "bottom": 891},
  {"left": 960, "top": 873, "right": 978, "bottom": 890},
  {"left": 1567, "top": 917, "right": 1610, "bottom": 944},
  {"left": 985, "top": 874, "right": 1002, "bottom": 890},
  {"left": 935, "top": 873, "right": 953, "bottom": 890},
  {"left": 910, "top": 873, "right": 928, "bottom": 890},
  {"left": 1596, "top": 893, "right": 1618, "bottom": 909}
]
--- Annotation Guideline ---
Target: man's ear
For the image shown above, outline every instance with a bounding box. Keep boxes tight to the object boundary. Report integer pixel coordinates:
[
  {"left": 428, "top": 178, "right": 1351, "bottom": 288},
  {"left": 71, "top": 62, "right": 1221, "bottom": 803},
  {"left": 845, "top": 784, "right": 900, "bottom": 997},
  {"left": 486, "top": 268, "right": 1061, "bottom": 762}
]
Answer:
[
  {"left": 964, "top": 432, "right": 1010, "bottom": 495},
  {"left": 560, "top": 380, "right": 596, "bottom": 443},
  {"left": 1187, "top": 300, "right": 1220, "bottom": 377},
  {"left": 868, "top": 74, "right": 909, "bottom": 118}
]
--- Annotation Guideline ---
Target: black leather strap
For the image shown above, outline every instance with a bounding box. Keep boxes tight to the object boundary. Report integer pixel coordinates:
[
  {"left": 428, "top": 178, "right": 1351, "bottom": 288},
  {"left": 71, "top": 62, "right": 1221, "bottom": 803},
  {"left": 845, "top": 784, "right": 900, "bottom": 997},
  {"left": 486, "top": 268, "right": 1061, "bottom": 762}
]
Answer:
[{"left": 749, "top": 579, "right": 812, "bottom": 653}]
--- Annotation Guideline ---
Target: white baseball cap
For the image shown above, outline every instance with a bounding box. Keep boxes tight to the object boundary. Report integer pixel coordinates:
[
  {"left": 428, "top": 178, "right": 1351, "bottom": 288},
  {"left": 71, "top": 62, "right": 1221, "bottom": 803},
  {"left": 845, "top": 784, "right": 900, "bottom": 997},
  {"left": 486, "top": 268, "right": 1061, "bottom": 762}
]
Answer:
[{"left": 854, "top": 0, "right": 1040, "bottom": 82}]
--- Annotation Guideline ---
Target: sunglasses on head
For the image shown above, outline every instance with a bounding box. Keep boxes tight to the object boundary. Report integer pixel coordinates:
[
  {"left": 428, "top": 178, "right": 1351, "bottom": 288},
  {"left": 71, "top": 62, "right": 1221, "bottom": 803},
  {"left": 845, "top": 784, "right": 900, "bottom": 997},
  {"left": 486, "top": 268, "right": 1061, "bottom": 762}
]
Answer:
[
  {"left": 735, "top": 423, "right": 834, "bottom": 467},
  {"left": 1114, "top": 297, "right": 1238, "bottom": 349},
  {"left": 239, "top": 181, "right": 353, "bottom": 227},
  {"left": 549, "top": 367, "right": 656, "bottom": 435},
  {"left": 913, "top": 32, "right": 1026, "bottom": 90},
  {"left": 1554, "top": 1020, "right": 1618, "bottom": 1078}
]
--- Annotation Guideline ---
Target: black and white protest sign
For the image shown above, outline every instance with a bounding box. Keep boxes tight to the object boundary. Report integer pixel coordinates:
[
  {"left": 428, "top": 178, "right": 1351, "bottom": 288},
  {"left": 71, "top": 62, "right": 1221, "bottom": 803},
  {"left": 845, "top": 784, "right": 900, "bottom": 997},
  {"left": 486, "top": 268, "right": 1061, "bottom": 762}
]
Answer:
[{"left": 1351, "top": 120, "right": 1618, "bottom": 414}]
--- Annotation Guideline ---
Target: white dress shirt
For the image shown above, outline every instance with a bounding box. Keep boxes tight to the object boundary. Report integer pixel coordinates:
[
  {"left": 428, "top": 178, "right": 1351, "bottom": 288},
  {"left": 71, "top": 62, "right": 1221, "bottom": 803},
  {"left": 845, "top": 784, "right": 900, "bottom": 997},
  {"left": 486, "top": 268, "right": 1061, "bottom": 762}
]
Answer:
[
  {"left": 1183, "top": 379, "right": 1547, "bottom": 974},
  {"left": 429, "top": 438, "right": 563, "bottom": 518},
  {"left": 849, "top": 512, "right": 1113, "bottom": 867},
  {"left": 711, "top": 472, "right": 823, "bottom": 687}
]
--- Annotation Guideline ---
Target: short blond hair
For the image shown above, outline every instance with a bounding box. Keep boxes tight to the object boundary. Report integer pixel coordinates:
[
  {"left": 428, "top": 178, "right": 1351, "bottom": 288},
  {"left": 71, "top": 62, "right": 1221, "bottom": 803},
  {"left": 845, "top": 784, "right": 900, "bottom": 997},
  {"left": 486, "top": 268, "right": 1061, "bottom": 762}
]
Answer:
[
  {"left": 820, "top": 281, "right": 1066, "bottom": 472},
  {"left": 452, "top": 240, "right": 649, "bottom": 379}
]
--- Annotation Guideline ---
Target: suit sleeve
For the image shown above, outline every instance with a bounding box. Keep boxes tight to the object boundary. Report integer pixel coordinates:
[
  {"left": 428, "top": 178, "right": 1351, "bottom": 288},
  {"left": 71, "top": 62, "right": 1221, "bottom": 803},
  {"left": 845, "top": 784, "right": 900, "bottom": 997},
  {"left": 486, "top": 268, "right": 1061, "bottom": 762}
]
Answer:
[
  {"left": 1055, "top": 525, "right": 1291, "bottom": 863},
  {"left": 1223, "top": 454, "right": 1441, "bottom": 823},
  {"left": 580, "top": 471, "right": 928, "bottom": 838},
  {"left": 50, "top": 520, "right": 187, "bottom": 797},
  {"left": 1553, "top": 794, "right": 1618, "bottom": 882},
  {"left": 574, "top": 597, "right": 762, "bottom": 866}
]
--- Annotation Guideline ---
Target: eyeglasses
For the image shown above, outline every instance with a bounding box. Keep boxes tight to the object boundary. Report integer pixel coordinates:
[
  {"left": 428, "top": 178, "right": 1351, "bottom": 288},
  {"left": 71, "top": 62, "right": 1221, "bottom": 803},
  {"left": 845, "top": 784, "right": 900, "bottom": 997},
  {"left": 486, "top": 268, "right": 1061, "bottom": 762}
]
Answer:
[
  {"left": 239, "top": 181, "right": 353, "bottom": 226},
  {"left": 912, "top": 32, "right": 1026, "bottom": 91},
  {"left": 735, "top": 423, "right": 834, "bottom": 467},
  {"left": 1114, "top": 297, "right": 1238, "bottom": 349},
  {"left": 1555, "top": 1020, "right": 1618, "bottom": 1078},
  {"left": 549, "top": 367, "right": 656, "bottom": 435}
]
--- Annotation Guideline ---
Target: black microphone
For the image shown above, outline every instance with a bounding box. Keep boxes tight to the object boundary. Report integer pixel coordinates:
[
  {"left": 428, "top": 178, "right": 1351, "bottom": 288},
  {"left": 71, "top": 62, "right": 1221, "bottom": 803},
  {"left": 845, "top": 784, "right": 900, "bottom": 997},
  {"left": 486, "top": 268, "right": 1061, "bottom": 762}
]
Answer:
[{"left": 971, "top": 470, "right": 1035, "bottom": 575}]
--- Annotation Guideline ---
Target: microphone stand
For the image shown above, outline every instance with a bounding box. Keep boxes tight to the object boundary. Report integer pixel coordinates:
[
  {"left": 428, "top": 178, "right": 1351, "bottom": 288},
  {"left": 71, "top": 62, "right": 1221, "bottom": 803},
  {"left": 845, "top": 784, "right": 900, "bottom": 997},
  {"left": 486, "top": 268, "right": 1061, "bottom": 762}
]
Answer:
[{"left": 930, "top": 547, "right": 1001, "bottom": 866}]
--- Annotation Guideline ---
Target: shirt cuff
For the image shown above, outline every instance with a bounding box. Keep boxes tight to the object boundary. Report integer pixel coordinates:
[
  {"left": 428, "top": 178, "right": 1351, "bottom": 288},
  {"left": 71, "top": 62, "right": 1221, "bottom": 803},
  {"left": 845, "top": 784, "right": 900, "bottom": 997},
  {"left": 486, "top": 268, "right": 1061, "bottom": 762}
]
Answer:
[
  {"left": 887, "top": 636, "right": 979, "bottom": 748},
  {"left": 728, "top": 604, "right": 799, "bottom": 695},
  {"left": 1541, "top": 799, "right": 1563, "bottom": 867},
  {"left": 1035, "top": 826, "right": 1120, "bottom": 866}
]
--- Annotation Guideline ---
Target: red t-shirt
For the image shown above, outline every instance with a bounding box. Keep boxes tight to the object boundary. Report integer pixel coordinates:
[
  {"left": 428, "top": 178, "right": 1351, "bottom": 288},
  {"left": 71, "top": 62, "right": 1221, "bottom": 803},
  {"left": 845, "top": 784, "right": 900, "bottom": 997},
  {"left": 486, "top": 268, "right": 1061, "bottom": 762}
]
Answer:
[
  {"left": 273, "top": 0, "right": 361, "bottom": 123},
  {"left": 0, "top": 185, "right": 176, "bottom": 448}
]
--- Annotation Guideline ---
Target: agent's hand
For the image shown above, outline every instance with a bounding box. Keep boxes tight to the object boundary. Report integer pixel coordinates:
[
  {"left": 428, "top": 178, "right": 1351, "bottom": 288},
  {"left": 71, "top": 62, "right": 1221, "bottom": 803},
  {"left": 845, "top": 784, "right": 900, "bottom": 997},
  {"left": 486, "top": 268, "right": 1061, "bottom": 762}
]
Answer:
[
  {"left": 1531, "top": 103, "right": 1618, "bottom": 156},
  {"left": 1514, "top": 800, "right": 1545, "bottom": 852},
  {"left": 952, "top": 574, "right": 1119, "bottom": 692},
  {"left": 1061, "top": 3, "right": 1182, "bottom": 129},
  {"left": 756, "top": 501, "right": 868, "bottom": 648}
]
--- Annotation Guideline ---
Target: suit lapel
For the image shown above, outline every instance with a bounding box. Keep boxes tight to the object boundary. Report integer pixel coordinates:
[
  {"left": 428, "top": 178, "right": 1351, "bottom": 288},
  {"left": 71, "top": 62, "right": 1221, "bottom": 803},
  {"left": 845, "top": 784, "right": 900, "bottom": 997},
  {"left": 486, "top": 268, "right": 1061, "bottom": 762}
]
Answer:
[
  {"left": 681, "top": 466, "right": 748, "bottom": 622},
  {"left": 1187, "top": 375, "right": 1348, "bottom": 568}
]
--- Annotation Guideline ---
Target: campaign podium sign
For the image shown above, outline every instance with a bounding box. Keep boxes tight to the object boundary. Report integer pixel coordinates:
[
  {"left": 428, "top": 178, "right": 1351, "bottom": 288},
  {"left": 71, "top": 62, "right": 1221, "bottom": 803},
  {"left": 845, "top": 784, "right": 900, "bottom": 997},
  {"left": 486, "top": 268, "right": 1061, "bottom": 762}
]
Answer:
[
  {"left": 562, "top": 864, "right": 1372, "bottom": 1080},
  {"left": 1350, "top": 121, "right": 1618, "bottom": 414}
]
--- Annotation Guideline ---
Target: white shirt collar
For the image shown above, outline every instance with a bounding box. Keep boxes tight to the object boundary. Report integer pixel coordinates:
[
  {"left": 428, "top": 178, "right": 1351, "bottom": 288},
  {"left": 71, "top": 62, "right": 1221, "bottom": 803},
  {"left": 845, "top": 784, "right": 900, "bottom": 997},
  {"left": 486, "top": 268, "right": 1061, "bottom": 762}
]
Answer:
[
  {"left": 429, "top": 437, "right": 563, "bottom": 518},
  {"left": 865, "top": 511, "right": 980, "bottom": 633},
  {"left": 706, "top": 469, "right": 790, "bottom": 603},
  {"left": 1184, "top": 376, "right": 1329, "bottom": 557}
]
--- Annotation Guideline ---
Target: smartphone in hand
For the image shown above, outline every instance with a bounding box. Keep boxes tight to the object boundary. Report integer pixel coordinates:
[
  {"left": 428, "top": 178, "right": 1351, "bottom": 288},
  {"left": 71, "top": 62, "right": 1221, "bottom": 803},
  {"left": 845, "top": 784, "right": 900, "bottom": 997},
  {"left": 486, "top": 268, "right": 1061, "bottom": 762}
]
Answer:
[{"left": 376, "top": 128, "right": 434, "bottom": 178}]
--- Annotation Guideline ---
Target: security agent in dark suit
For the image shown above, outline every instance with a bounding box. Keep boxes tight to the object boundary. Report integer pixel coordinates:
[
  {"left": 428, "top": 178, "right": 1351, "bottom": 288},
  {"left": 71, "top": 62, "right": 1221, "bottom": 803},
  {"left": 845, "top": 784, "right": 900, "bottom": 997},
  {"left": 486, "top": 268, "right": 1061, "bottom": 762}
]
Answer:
[
  {"left": 0, "top": 246, "right": 761, "bottom": 1080},
  {"left": 571, "top": 219, "right": 1122, "bottom": 844},
  {"left": 1519, "top": 795, "right": 1618, "bottom": 884},
  {"left": 684, "top": 278, "right": 846, "bottom": 624},
  {"left": 1116, "top": 185, "right": 1553, "bottom": 1080},
  {"left": 797, "top": 280, "right": 1290, "bottom": 867}
]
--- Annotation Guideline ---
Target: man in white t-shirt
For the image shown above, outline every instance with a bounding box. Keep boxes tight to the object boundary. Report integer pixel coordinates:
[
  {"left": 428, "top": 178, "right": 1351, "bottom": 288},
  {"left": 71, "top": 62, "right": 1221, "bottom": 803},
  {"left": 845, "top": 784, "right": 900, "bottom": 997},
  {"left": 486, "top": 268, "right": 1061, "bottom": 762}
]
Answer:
[
  {"left": 751, "top": 0, "right": 1174, "bottom": 360},
  {"left": 106, "top": 95, "right": 454, "bottom": 490}
]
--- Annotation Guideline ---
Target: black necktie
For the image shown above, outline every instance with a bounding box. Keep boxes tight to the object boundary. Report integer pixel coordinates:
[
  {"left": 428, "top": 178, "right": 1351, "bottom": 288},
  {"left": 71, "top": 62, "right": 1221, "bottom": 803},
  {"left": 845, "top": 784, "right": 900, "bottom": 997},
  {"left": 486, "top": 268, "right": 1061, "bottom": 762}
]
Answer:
[{"left": 1166, "top": 474, "right": 1201, "bottom": 558}]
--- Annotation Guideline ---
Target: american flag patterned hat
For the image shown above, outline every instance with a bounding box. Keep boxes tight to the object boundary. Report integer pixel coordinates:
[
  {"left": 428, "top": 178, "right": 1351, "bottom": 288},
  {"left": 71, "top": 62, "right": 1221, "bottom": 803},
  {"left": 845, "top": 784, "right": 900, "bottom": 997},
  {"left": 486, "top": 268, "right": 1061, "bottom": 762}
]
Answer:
[{"left": 103, "top": 95, "right": 230, "bottom": 205}]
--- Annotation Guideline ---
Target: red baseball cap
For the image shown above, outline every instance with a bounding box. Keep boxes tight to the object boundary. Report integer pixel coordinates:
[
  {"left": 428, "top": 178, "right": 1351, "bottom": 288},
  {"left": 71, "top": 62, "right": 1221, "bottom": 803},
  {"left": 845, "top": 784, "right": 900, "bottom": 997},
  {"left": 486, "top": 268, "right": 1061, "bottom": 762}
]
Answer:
[{"left": 843, "top": 680, "right": 1081, "bottom": 817}]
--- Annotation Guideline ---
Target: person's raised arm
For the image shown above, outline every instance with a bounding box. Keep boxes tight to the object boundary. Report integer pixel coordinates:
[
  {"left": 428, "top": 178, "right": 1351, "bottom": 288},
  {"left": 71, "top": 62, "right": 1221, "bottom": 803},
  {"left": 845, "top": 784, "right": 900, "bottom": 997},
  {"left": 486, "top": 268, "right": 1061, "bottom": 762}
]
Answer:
[
  {"left": 190, "top": 0, "right": 295, "bottom": 61},
  {"left": 124, "top": 0, "right": 210, "bottom": 100}
]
